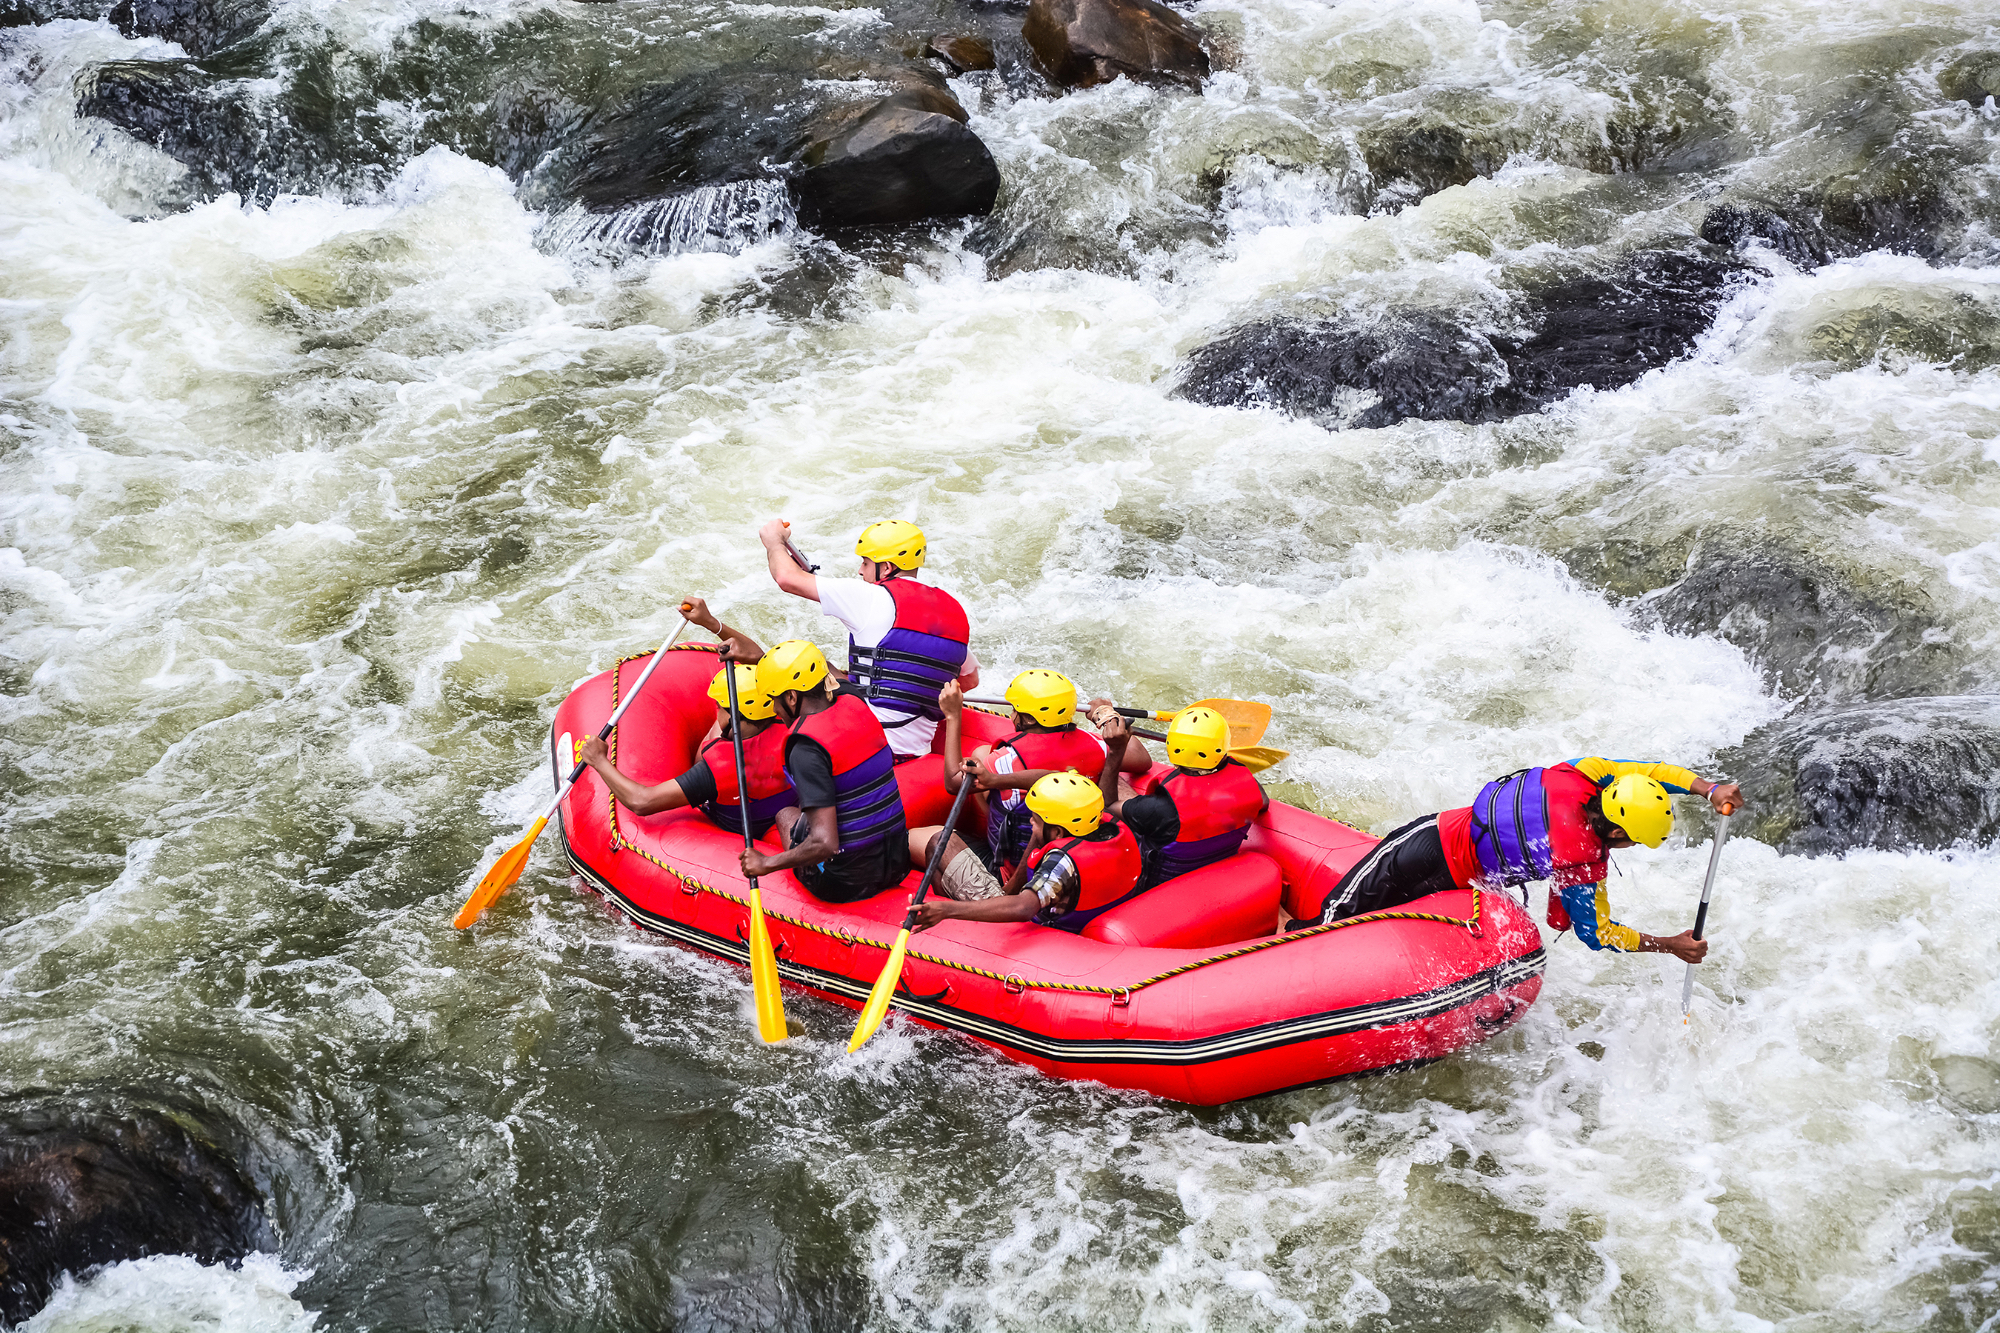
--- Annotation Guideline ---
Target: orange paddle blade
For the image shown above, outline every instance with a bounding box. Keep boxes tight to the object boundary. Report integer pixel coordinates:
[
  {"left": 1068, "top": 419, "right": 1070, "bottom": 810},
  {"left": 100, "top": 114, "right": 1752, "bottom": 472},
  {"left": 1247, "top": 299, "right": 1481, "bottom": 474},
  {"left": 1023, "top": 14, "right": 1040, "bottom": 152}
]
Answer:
[
  {"left": 1194, "top": 698, "right": 1273, "bottom": 749},
  {"left": 453, "top": 815, "right": 547, "bottom": 929},
  {"left": 746, "top": 889, "right": 788, "bottom": 1043},
  {"left": 847, "top": 928, "right": 911, "bottom": 1052}
]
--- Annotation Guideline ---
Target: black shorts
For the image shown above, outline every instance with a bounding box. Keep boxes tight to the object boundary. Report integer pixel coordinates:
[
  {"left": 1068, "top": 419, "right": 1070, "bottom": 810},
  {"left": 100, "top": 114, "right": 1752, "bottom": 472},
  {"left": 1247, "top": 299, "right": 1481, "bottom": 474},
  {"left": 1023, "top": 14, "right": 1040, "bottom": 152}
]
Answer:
[
  {"left": 1299, "top": 814, "right": 1459, "bottom": 925},
  {"left": 788, "top": 814, "right": 912, "bottom": 904}
]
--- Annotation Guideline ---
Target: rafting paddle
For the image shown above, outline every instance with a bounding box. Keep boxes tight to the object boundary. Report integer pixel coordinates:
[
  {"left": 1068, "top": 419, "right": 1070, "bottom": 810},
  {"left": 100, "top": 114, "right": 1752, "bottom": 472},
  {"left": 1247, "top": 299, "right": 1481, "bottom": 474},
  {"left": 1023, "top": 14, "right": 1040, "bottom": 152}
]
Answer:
[
  {"left": 967, "top": 696, "right": 1273, "bottom": 748},
  {"left": 453, "top": 610, "right": 693, "bottom": 929},
  {"left": 1129, "top": 726, "right": 1287, "bottom": 774},
  {"left": 1680, "top": 804, "right": 1735, "bottom": 1023},
  {"left": 847, "top": 773, "right": 977, "bottom": 1052},
  {"left": 724, "top": 661, "right": 788, "bottom": 1042}
]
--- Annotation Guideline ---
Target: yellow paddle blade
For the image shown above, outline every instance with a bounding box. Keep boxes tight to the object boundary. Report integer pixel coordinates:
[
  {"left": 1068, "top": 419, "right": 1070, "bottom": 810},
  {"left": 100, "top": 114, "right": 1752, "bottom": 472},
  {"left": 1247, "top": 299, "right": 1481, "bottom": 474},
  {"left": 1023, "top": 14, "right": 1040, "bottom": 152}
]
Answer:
[
  {"left": 847, "top": 928, "right": 911, "bottom": 1052},
  {"left": 453, "top": 815, "right": 548, "bottom": 929},
  {"left": 1228, "top": 745, "right": 1288, "bottom": 774},
  {"left": 746, "top": 888, "right": 788, "bottom": 1043},
  {"left": 1196, "top": 698, "right": 1273, "bottom": 749}
]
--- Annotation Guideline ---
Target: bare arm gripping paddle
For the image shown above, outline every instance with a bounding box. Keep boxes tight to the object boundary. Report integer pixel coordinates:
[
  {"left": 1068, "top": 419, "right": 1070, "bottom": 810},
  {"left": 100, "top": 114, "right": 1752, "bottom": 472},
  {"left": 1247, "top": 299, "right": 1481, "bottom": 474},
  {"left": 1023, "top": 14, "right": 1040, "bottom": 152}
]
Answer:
[
  {"left": 454, "top": 612, "right": 692, "bottom": 929},
  {"left": 1680, "top": 807, "right": 1734, "bottom": 1022}
]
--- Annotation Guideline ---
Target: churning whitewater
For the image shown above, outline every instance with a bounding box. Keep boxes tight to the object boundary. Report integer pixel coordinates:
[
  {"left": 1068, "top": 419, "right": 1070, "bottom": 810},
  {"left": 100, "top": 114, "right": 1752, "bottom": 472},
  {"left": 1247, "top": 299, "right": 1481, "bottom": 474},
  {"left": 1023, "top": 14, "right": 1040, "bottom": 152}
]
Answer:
[{"left": 2, "top": 0, "right": 1998, "bottom": 1325}]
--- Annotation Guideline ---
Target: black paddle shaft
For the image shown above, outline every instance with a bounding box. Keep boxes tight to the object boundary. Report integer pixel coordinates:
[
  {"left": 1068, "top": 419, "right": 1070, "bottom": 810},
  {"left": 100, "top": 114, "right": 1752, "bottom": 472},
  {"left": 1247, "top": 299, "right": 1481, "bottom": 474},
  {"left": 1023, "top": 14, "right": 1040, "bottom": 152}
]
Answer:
[
  {"left": 1691, "top": 899, "right": 1711, "bottom": 941},
  {"left": 722, "top": 665, "right": 758, "bottom": 888},
  {"left": 905, "top": 776, "right": 976, "bottom": 929}
]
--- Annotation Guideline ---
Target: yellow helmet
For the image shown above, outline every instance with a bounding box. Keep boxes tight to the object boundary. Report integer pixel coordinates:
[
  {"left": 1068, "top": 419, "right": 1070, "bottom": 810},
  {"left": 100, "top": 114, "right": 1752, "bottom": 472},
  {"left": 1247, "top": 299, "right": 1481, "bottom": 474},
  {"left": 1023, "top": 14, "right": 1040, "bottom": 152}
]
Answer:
[
  {"left": 707, "top": 664, "right": 775, "bottom": 721},
  {"left": 1025, "top": 771, "right": 1104, "bottom": 837},
  {"left": 1602, "top": 774, "right": 1674, "bottom": 847},
  {"left": 1005, "top": 669, "right": 1077, "bottom": 727},
  {"left": 756, "top": 640, "right": 828, "bottom": 699},
  {"left": 855, "top": 519, "right": 926, "bottom": 571},
  {"left": 1166, "top": 706, "right": 1231, "bottom": 770}
]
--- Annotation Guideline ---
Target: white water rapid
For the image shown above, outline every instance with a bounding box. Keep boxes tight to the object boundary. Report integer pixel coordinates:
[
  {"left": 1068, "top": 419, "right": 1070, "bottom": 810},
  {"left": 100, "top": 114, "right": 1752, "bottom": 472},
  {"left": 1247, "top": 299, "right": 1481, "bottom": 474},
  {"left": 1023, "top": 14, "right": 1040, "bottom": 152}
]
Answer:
[{"left": 2, "top": 0, "right": 1998, "bottom": 1328}]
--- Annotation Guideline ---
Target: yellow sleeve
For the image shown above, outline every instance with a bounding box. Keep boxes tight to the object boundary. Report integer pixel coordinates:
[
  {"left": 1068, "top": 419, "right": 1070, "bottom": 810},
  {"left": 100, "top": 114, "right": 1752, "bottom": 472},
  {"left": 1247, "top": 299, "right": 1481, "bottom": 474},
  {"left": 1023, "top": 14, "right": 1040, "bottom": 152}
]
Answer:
[{"left": 1570, "top": 757, "right": 1703, "bottom": 795}]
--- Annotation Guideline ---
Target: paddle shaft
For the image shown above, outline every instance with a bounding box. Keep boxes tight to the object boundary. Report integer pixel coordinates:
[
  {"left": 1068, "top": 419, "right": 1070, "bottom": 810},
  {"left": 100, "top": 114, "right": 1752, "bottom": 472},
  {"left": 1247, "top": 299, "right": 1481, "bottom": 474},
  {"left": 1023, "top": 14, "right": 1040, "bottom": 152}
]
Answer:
[
  {"left": 906, "top": 772, "right": 978, "bottom": 927},
  {"left": 543, "top": 616, "right": 691, "bottom": 823},
  {"left": 965, "top": 696, "right": 1159, "bottom": 720},
  {"left": 1680, "top": 810, "right": 1733, "bottom": 1017}
]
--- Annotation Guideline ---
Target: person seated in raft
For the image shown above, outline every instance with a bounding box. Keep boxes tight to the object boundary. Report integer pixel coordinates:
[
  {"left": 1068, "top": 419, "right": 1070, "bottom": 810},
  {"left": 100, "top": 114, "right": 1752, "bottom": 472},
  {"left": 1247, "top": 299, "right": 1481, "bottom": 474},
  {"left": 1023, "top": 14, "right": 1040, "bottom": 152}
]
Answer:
[
  {"left": 910, "top": 771, "right": 1144, "bottom": 933},
  {"left": 735, "top": 639, "right": 912, "bottom": 904},
  {"left": 1094, "top": 704, "right": 1269, "bottom": 891},
  {"left": 757, "top": 517, "right": 979, "bottom": 764},
  {"left": 945, "top": 670, "right": 1153, "bottom": 878},
  {"left": 1285, "top": 759, "right": 1745, "bottom": 964},
  {"left": 577, "top": 602, "right": 796, "bottom": 837}
]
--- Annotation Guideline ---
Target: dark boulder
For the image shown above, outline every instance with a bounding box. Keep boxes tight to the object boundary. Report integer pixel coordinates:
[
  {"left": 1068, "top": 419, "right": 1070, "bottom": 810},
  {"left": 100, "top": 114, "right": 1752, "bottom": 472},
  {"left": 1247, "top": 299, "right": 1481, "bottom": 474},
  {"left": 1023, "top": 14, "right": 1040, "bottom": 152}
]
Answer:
[
  {"left": 75, "top": 57, "right": 326, "bottom": 201},
  {"left": 1718, "top": 696, "right": 2000, "bottom": 855},
  {"left": 1022, "top": 0, "right": 1209, "bottom": 91},
  {"left": 926, "top": 34, "right": 996, "bottom": 74},
  {"left": 1, "top": 0, "right": 41, "bottom": 27},
  {"left": 1700, "top": 203, "right": 1831, "bottom": 270},
  {"left": 1177, "top": 249, "right": 1752, "bottom": 427},
  {"left": 109, "top": 0, "right": 271, "bottom": 55},
  {"left": 795, "top": 82, "right": 1000, "bottom": 226},
  {"left": 565, "top": 67, "right": 998, "bottom": 231},
  {"left": 1648, "top": 538, "right": 1960, "bottom": 704},
  {"left": 0, "top": 1101, "right": 269, "bottom": 1323}
]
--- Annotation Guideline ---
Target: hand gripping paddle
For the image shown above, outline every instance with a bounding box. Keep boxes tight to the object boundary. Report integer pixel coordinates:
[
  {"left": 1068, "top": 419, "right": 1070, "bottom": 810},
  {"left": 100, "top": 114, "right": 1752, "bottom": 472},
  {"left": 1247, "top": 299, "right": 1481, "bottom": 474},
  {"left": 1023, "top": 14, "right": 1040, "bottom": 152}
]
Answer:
[{"left": 847, "top": 775, "right": 976, "bottom": 1052}]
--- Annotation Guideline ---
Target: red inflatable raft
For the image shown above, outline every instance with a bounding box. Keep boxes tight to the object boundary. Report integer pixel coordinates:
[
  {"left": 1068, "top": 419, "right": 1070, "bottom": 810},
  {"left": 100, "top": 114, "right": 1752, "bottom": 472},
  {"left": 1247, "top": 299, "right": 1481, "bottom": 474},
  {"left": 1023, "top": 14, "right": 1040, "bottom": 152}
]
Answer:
[{"left": 551, "top": 644, "right": 1545, "bottom": 1105}]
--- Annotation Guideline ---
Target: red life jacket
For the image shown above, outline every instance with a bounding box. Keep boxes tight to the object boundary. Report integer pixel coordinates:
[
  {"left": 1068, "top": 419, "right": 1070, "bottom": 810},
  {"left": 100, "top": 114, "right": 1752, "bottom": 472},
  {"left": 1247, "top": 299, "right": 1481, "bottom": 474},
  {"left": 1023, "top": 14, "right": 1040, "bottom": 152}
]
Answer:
[
  {"left": 1149, "top": 761, "right": 1264, "bottom": 884},
  {"left": 698, "top": 723, "right": 796, "bottom": 836},
  {"left": 847, "top": 579, "right": 971, "bottom": 727},
  {"left": 785, "top": 693, "right": 905, "bottom": 851},
  {"left": 988, "top": 726, "right": 1110, "bottom": 868},
  {"left": 1028, "top": 815, "right": 1145, "bottom": 933}
]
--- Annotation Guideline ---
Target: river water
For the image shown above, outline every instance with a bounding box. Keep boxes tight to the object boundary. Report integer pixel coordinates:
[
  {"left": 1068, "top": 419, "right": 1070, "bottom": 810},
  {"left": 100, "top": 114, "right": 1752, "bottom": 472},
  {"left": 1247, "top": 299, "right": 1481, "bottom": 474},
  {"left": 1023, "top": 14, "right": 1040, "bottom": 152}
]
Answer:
[{"left": 3, "top": 0, "right": 1999, "bottom": 1328}]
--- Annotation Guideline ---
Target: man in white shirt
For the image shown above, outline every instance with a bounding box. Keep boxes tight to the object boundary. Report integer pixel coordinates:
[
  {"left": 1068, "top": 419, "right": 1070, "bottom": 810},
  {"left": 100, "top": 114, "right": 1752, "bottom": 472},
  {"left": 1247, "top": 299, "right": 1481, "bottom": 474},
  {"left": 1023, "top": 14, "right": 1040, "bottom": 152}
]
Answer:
[{"left": 757, "top": 518, "right": 980, "bottom": 759}]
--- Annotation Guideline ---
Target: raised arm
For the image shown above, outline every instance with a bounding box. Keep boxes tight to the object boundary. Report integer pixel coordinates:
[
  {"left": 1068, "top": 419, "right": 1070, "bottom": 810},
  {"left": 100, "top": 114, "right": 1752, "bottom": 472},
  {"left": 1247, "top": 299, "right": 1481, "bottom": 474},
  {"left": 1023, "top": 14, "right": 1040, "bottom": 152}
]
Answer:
[
  {"left": 760, "top": 519, "right": 819, "bottom": 601},
  {"left": 1572, "top": 757, "right": 1743, "bottom": 813},
  {"left": 681, "top": 596, "right": 765, "bottom": 660}
]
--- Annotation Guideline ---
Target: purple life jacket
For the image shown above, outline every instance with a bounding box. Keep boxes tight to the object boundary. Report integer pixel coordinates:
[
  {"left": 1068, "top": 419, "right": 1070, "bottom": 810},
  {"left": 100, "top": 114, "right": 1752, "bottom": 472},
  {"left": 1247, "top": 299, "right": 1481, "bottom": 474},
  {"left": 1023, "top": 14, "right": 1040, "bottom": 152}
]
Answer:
[{"left": 1468, "top": 767, "right": 1556, "bottom": 887}]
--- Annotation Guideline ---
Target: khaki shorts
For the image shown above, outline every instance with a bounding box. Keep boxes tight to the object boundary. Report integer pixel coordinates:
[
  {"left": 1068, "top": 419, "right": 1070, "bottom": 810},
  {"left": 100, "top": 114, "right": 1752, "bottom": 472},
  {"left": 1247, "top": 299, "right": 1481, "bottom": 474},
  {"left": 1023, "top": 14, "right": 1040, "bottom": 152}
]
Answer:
[{"left": 935, "top": 847, "right": 1003, "bottom": 902}]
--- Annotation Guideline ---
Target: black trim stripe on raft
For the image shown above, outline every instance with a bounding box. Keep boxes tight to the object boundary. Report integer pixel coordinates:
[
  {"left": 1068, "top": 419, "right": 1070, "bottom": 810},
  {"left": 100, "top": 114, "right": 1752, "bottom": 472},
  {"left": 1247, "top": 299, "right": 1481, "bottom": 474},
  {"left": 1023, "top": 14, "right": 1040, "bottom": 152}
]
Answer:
[{"left": 562, "top": 841, "right": 1547, "bottom": 1068}]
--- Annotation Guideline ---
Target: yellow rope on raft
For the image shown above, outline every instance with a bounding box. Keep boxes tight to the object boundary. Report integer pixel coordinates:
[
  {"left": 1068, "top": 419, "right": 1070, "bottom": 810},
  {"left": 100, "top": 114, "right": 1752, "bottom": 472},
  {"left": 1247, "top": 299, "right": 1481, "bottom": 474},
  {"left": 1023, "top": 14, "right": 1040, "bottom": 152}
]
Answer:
[{"left": 595, "top": 651, "right": 1489, "bottom": 999}]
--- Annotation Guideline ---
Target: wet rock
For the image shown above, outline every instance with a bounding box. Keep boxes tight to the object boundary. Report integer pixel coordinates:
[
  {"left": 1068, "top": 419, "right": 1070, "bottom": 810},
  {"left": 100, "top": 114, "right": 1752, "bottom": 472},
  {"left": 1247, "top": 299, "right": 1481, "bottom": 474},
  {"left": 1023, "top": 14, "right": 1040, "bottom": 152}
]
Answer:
[
  {"left": 925, "top": 33, "right": 996, "bottom": 73},
  {"left": 1, "top": 0, "right": 42, "bottom": 28},
  {"left": 1177, "top": 250, "right": 1752, "bottom": 427},
  {"left": 1718, "top": 696, "right": 2000, "bottom": 855},
  {"left": 1648, "top": 538, "right": 1958, "bottom": 704},
  {"left": 1938, "top": 52, "right": 2000, "bottom": 108},
  {"left": 109, "top": 0, "right": 271, "bottom": 55},
  {"left": 794, "top": 82, "right": 999, "bottom": 226},
  {"left": 1022, "top": 0, "right": 1209, "bottom": 91},
  {"left": 567, "top": 67, "right": 998, "bottom": 229},
  {"left": 0, "top": 1102, "right": 268, "bottom": 1323},
  {"left": 75, "top": 57, "right": 326, "bottom": 200},
  {"left": 1700, "top": 203, "right": 1831, "bottom": 270},
  {"left": 1358, "top": 120, "right": 1503, "bottom": 210}
]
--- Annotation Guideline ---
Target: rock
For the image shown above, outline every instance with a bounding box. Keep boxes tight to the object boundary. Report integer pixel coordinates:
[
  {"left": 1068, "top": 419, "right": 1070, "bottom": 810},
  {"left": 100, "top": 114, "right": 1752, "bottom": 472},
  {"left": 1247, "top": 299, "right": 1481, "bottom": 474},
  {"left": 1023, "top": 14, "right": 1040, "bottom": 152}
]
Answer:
[
  {"left": 1, "top": 0, "right": 42, "bottom": 28},
  {"left": 1648, "top": 538, "right": 1958, "bottom": 704},
  {"left": 1022, "top": 0, "right": 1209, "bottom": 91},
  {"left": 926, "top": 34, "right": 996, "bottom": 74},
  {"left": 1717, "top": 696, "right": 2000, "bottom": 855},
  {"left": 1176, "top": 249, "right": 1752, "bottom": 427},
  {"left": 0, "top": 1102, "right": 268, "bottom": 1324},
  {"left": 794, "top": 82, "right": 1000, "bottom": 226},
  {"left": 1938, "top": 52, "right": 2000, "bottom": 107},
  {"left": 1700, "top": 203, "right": 1831, "bottom": 269},
  {"left": 109, "top": 0, "right": 271, "bottom": 55},
  {"left": 566, "top": 67, "right": 999, "bottom": 230},
  {"left": 75, "top": 57, "right": 325, "bottom": 201}
]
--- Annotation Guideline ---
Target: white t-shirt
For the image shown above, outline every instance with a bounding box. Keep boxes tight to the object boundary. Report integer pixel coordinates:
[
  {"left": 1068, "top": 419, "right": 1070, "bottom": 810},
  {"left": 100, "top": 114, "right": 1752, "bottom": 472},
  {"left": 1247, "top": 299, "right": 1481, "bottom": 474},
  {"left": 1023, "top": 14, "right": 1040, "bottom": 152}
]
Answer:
[{"left": 818, "top": 576, "right": 979, "bottom": 757}]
